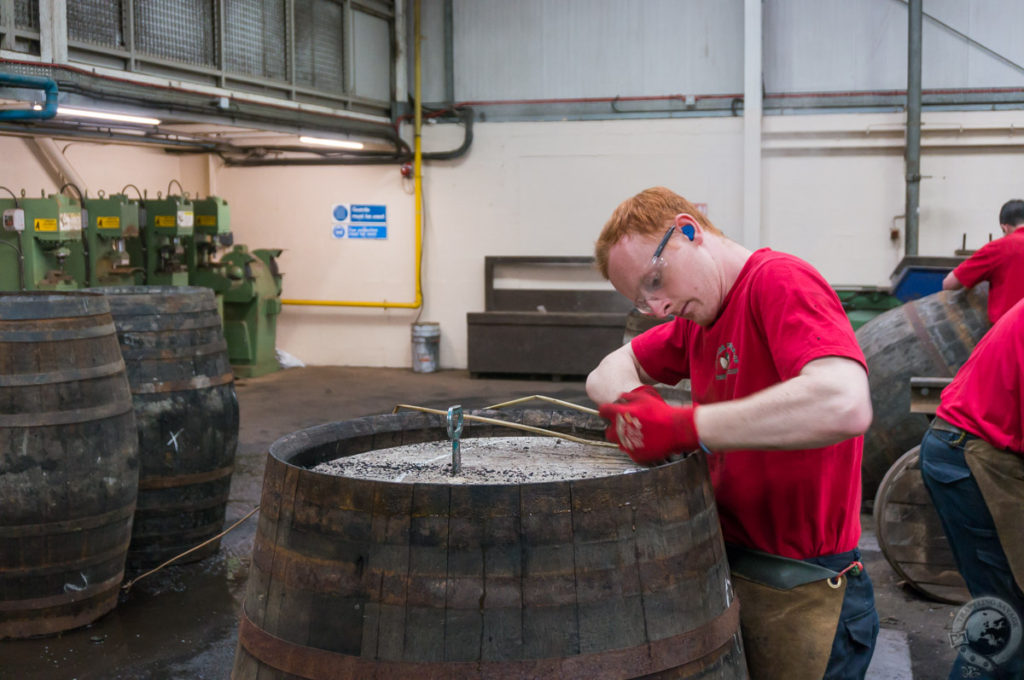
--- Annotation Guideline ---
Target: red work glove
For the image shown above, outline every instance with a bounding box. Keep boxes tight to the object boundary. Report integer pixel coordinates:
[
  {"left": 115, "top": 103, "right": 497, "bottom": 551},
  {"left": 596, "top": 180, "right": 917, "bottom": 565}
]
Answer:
[{"left": 599, "top": 387, "right": 699, "bottom": 464}]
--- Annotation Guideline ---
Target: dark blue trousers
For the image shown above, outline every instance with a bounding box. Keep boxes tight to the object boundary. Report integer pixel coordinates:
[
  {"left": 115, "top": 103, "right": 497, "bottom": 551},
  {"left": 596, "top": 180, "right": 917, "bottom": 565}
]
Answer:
[
  {"left": 920, "top": 427, "right": 1024, "bottom": 680},
  {"left": 805, "top": 548, "right": 879, "bottom": 680}
]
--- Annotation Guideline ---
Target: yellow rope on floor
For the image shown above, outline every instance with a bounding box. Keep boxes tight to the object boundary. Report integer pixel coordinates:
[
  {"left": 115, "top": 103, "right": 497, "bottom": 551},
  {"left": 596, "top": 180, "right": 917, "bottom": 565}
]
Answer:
[
  {"left": 392, "top": 403, "right": 618, "bottom": 448},
  {"left": 121, "top": 505, "right": 261, "bottom": 593}
]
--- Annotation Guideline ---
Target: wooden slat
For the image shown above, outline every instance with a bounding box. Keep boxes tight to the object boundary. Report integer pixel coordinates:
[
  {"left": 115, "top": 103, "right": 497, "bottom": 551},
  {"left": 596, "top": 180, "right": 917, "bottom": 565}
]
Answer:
[{"left": 874, "top": 446, "right": 970, "bottom": 604}]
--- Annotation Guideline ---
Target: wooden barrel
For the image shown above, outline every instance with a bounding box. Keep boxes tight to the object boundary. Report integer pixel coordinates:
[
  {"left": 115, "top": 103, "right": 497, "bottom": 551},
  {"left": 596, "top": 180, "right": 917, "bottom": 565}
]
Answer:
[
  {"left": 622, "top": 307, "right": 674, "bottom": 345},
  {"left": 623, "top": 310, "right": 691, "bottom": 403},
  {"left": 232, "top": 410, "right": 746, "bottom": 679},
  {"left": 101, "top": 286, "right": 239, "bottom": 568},
  {"left": 856, "top": 285, "right": 989, "bottom": 503},
  {"left": 874, "top": 446, "right": 970, "bottom": 605},
  {"left": 0, "top": 292, "right": 138, "bottom": 638}
]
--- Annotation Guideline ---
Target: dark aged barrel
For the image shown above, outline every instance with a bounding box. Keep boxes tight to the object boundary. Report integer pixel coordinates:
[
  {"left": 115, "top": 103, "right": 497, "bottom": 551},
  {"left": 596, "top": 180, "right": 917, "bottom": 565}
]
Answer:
[
  {"left": 622, "top": 307, "right": 674, "bottom": 345},
  {"left": 623, "top": 311, "right": 691, "bottom": 403},
  {"left": 232, "top": 410, "right": 746, "bottom": 679},
  {"left": 856, "top": 285, "right": 989, "bottom": 503},
  {"left": 0, "top": 292, "right": 138, "bottom": 638},
  {"left": 874, "top": 446, "right": 969, "bottom": 605},
  {"left": 101, "top": 286, "right": 239, "bottom": 568}
]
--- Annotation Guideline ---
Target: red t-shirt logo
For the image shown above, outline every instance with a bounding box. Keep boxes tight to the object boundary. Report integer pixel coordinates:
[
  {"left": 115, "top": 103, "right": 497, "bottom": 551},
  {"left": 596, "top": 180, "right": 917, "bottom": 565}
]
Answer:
[{"left": 715, "top": 342, "right": 739, "bottom": 381}]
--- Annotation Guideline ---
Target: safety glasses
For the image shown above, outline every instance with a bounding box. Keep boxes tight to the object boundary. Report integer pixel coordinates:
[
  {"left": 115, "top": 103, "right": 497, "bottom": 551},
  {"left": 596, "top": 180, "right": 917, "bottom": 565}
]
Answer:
[{"left": 633, "top": 226, "right": 675, "bottom": 315}]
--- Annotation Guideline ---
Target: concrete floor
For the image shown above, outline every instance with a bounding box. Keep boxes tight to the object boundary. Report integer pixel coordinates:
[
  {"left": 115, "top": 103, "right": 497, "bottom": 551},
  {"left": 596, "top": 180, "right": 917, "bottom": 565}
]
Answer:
[{"left": 0, "top": 366, "right": 963, "bottom": 679}]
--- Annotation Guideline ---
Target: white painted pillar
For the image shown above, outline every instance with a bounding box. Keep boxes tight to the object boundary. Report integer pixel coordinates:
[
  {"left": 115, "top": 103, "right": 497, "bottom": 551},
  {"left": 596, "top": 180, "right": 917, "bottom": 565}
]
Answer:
[
  {"left": 39, "top": 0, "right": 68, "bottom": 63},
  {"left": 743, "top": 0, "right": 763, "bottom": 249}
]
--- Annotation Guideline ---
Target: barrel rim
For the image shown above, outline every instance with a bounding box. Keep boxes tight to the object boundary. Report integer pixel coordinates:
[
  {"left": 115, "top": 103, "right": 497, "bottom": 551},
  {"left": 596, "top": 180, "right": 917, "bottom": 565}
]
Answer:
[
  {"left": 98, "top": 285, "right": 217, "bottom": 314},
  {"left": 267, "top": 408, "right": 674, "bottom": 488},
  {"left": 873, "top": 444, "right": 970, "bottom": 605},
  {"left": 0, "top": 290, "right": 109, "bottom": 319}
]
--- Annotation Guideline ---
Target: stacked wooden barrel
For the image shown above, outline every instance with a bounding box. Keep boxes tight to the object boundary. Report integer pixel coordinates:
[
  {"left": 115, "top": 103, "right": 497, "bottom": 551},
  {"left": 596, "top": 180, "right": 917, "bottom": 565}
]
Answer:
[
  {"left": 101, "top": 286, "right": 239, "bottom": 568},
  {"left": 0, "top": 292, "right": 138, "bottom": 638}
]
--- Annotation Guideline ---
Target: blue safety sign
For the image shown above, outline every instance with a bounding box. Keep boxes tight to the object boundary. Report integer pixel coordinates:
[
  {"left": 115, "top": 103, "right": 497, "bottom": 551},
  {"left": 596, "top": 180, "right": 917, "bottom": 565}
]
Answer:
[
  {"left": 348, "top": 225, "right": 387, "bottom": 239},
  {"left": 332, "top": 203, "right": 388, "bottom": 240},
  {"left": 350, "top": 204, "right": 387, "bottom": 222}
]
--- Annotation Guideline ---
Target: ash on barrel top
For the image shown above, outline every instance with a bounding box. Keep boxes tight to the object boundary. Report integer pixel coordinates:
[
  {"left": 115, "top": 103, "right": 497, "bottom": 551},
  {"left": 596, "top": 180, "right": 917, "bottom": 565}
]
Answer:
[{"left": 311, "top": 435, "right": 641, "bottom": 484}]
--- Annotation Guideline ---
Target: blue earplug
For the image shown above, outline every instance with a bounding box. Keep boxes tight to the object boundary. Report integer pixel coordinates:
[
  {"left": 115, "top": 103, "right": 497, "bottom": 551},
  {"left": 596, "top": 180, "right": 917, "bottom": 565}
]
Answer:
[{"left": 681, "top": 224, "right": 695, "bottom": 241}]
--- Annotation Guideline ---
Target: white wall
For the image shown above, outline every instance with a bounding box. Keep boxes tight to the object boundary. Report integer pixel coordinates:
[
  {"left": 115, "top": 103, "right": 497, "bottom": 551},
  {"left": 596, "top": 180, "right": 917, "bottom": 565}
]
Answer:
[
  {"left": 5, "top": 108, "right": 1024, "bottom": 369},
  {"left": 0, "top": 136, "right": 209, "bottom": 200},
  {"left": 220, "top": 109, "right": 1024, "bottom": 369}
]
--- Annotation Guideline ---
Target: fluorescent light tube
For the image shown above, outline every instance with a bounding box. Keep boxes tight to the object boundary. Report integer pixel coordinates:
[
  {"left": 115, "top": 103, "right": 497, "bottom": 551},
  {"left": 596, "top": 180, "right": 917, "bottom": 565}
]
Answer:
[
  {"left": 56, "top": 106, "right": 161, "bottom": 125},
  {"left": 299, "top": 135, "right": 364, "bottom": 150}
]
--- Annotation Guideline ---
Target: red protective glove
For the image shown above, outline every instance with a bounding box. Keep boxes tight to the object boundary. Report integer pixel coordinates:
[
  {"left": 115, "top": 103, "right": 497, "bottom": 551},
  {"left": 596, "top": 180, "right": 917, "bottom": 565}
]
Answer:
[{"left": 599, "top": 387, "right": 699, "bottom": 464}]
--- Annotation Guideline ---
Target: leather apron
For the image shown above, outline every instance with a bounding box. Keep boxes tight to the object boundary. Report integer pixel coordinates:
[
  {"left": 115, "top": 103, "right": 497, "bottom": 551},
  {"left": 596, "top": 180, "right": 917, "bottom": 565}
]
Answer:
[
  {"left": 964, "top": 438, "right": 1024, "bottom": 592},
  {"left": 728, "top": 546, "right": 846, "bottom": 680}
]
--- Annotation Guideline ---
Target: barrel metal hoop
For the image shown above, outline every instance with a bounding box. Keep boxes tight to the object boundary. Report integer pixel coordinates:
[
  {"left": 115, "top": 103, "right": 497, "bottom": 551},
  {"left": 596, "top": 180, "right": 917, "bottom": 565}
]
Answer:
[
  {"left": 943, "top": 293, "right": 982, "bottom": 358},
  {"left": 903, "top": 303, "right": 953, "bottom": 376},
  {"left": 0, "top": 397, "right": 134, "bottom": 427},
  {"left": 0, "top": 322, "right": 117, "bottom": 342},
  {"left": 0, "top": 503, "right": 136, "bottom": 538},
  {"left": 0, "top": 539, "right": 131, "bottom": 578},
  {"left": 0, "top": 359, "right": 126, "bottom": 387},
  {"left": 0, "top": 572, "right": 123, "bottom": 612},
  {"left": 134, "top": 491, "right": 232, "bottom": 516},
  {"left": 237, "top": 599, "right": 740, "bottom": 680},
  {"left": 112, "top": 314, "right": 222, "bottom": 333},
  {"left": 119, "top": 339, "right": 229, "bottom": 362},
  {"left": 138, "top": 464, "right": 235, "bottom": 490},
  {"left": 130, "top": 371, "right": 235, "bottom": 394},
  {"left": 129, "top": 518, "right": 229, "bottom": 543}
]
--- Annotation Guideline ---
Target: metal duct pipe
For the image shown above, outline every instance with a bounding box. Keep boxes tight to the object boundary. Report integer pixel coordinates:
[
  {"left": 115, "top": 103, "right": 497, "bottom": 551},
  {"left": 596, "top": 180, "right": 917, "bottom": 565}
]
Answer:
[
  {"left": 31, "top": 137, "right": 88, "bottom": 195},
  {"left": 0, "top": 73, "right": 58, "bottom": 120},
  {"left": 905, "top": 0, "right": 923, "bottom": 256}
]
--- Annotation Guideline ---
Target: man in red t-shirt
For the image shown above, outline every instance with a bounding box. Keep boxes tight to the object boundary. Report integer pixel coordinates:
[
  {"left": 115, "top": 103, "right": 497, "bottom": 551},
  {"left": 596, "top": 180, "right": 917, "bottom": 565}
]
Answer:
[
  {"left": 587, "top": 187, "right": 877, "bottom": 679},
  {"left": 920, "top": 298, "right": 1024, "bottom": 680},
  {"left": 943, "top": 199, "right": 1024, "bottom": 324}
]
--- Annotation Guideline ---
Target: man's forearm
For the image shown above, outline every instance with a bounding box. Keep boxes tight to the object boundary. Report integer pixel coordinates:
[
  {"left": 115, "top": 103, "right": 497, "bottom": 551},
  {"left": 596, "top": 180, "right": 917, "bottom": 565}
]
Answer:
[{"left": 696, "top": 357, "right": 872, "bottom": 451}]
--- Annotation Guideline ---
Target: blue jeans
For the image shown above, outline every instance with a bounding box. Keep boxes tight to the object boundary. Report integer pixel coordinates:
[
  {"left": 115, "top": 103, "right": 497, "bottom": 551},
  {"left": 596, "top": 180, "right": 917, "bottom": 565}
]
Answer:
[
  {"left": 920, "top": 427, "right": 1024, "bottom": 680},
  {"left": 805, "top": 548, "right": 880, "bottom": 680}
]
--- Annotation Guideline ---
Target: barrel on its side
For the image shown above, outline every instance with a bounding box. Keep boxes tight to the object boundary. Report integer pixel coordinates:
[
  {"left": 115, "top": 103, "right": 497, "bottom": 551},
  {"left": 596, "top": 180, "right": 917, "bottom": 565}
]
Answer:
[
  {"left": 102, "top": 286, "right": 239, "bottom": 568},
  {"left": 232, "top": 410, "right": 746, "bottom": 679},
  {"left": 0, "top": 292, "right": 138, "bottom": 638},
  {"left": 874, "top": 446, "right": 970, "bottom": 604},
  {"left": 857, "top": 285, "right": 989, "bottom": 502},
  {"left": 622, "top": 307, "right": 674, "bottom": 345}
]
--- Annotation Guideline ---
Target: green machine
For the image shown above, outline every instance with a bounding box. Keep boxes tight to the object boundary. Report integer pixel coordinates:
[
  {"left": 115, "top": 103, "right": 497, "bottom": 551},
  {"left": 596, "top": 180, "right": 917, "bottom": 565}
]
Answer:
[
  {"left": 220, "top": 245, "right": 283, "bottom": 378},
  {"left": 833, "top": 286, "right": 903, "bottom": 330},
  {"left": 187, "top": 195, "right": 233, "bottom": 302},
  {"left": 0, "top": 193, "right": 83, "bottom": 290},
  {"left": 128, "top": 193, "right": 194, "bottom": 285},
  {"left": 75, "top": 192, "right": 141, "bottom": 287}
]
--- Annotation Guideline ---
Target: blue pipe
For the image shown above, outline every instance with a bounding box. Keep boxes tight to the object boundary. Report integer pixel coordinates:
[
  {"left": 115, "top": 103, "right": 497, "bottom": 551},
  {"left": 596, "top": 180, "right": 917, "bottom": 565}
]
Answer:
[{"left": 0, "top": 73, "right": 58, "bottom": 120}]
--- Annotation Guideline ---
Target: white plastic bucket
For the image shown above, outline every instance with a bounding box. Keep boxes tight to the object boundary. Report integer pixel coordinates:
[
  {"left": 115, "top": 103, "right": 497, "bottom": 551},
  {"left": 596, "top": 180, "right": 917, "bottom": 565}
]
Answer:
[{"left": 411, "top": 322, "right": 440, "bottom": 373}]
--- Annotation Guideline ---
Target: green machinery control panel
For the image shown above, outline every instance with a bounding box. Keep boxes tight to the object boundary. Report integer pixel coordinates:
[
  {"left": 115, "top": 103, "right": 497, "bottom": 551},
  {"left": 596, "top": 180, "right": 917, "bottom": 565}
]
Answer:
[
  {"left": 188, "top": 195, "right": 233, "bottom": 295},
  {"left": 75, "top": 192, "right": 141, "bottom": 287},
  {"left": 0, "top": 193, "right": 83, "bottom": 290},
  {"left": 128, "top": 194, "right": 194, "bottom": 286}
]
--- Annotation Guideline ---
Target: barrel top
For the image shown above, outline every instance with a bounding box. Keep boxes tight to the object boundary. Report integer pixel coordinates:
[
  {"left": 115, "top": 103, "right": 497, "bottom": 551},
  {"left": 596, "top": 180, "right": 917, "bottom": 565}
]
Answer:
[
  {"left": 270, "top": 409, "right": 673, "bottom": 487},
  {"left": 0, "top": 291, "right": 110, "bottom": 320},
  {"left": 312, "top": 435, "right": 639, "bottom": 484},
  {"left": 99, "top": 286, "right": 217, "bottom": 314}
]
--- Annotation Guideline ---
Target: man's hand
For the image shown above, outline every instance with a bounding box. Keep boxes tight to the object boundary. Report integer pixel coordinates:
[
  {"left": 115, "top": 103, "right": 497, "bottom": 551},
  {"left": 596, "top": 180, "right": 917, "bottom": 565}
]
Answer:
[{"left": 598, "top": 388, "right": 699, "bottom": 464}]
